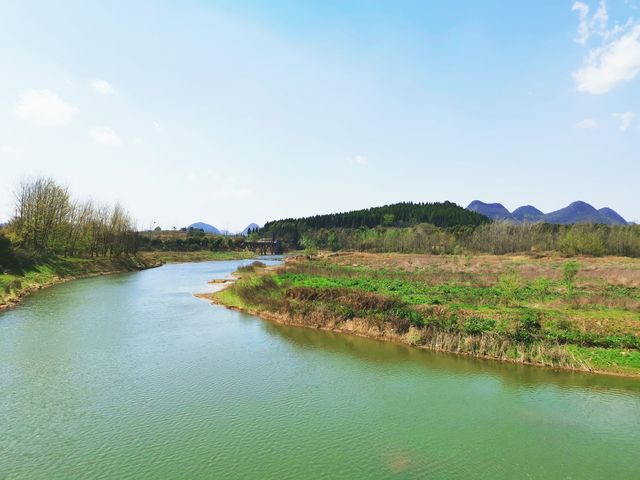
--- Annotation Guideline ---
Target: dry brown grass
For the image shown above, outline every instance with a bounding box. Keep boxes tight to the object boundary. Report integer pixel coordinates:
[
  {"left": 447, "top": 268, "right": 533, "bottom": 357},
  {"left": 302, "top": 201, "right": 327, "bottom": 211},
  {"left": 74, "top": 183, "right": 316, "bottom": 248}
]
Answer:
[{"left": 325, "top": 251, "right": 640, "bottom": 288}]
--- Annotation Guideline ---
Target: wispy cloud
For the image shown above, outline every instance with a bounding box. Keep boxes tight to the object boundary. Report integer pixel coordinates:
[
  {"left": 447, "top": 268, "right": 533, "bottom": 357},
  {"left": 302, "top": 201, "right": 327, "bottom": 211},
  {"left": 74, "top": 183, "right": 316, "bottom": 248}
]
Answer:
[
  {"left": 574, "top": 25, "right": 640, "bottom": 94},
  {"left": 572, "top": 2, "right": 640, "bottom": 94},
  {"left": 91, "top": 79, "right": 115, "bottom": 95},
  {"left": 88, "top": 126, "right": 124, "bottom": 146},
  {"left": 575, "top": 118, "right": 598, "bottom": 129},
  {"left": 16, "top": 89, "right": 78, "bottom": 126},
  {"left": 572, "top": 1, "right": 608, "bottom": 45},
  {"left": 349, "top": 154, "right": 369, "bottom": 166},
  {"left": 612, "top": 112, "right": 636, "bottom": 131}
]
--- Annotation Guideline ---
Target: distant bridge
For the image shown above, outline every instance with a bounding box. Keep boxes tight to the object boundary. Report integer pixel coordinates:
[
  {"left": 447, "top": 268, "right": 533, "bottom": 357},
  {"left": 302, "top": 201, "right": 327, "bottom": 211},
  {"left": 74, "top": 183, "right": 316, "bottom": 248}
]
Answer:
[{"left": 246, "top": 239, "right": 282, "bottom": 255}]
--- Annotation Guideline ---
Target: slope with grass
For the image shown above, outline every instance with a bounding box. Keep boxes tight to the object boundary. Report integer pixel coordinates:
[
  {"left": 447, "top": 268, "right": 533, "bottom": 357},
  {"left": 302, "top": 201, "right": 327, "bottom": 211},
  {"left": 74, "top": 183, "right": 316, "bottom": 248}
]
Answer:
[
  {"left": 0, "top": 250, "right": 256, "bottom": 311},
  {"left": 210, "top": 253, "right": 640, "bottom": 376},
  {"left": 0, "top": 255, "right": 161, "bottom": 310}
]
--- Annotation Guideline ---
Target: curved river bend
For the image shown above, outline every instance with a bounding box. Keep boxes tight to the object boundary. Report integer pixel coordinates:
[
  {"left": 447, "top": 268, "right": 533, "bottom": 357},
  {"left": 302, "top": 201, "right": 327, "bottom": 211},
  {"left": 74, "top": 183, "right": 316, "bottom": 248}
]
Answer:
[{"left": 1, "top": 259, "right": 639, "bottom": 479}]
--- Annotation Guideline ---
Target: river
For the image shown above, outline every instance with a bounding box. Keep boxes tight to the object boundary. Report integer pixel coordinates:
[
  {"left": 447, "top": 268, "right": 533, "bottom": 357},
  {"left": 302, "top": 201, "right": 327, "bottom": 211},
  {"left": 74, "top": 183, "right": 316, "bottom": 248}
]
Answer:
[{"left": 1, "top": 258, "right": 639, "bottom": 479}]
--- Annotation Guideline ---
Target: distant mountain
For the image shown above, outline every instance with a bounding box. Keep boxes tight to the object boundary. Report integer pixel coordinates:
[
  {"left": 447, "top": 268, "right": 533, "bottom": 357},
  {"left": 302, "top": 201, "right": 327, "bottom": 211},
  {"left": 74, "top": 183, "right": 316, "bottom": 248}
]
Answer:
[
  {"left": 188, "top": 222, "right": 221, "bottom": 234},
  {"left": 188, "top": 222, "right": 261, "bottom": 236},
  {"left": 241, "top": 223, "right": 260, "bottom": 236},
  {"left": 466, "top": 200, "right": 628, "bottom": 225},
  {"left": 598, "top": 208, "right": 628, "bottom": 226},
  {"left": 543, "top": 201, "right": 617, "bottom": 225},
  {"left": 466, "top": 201, "right": 515, "bottom": 221},
  {"left": 511, "top": 205, "right": 544, "bottom": 223}
]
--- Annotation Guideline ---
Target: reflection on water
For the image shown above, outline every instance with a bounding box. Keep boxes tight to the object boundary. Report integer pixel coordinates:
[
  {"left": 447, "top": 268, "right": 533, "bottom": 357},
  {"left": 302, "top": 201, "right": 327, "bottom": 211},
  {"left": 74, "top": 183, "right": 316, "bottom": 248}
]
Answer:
[{"left": 261, "top": 320, "right": 640, "bottom": 395}]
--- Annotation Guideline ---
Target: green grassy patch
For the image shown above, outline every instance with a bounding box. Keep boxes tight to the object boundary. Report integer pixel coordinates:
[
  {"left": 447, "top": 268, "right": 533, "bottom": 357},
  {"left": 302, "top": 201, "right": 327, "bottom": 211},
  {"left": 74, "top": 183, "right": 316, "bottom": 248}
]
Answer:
[
  {"left": 569, "top": 345, "right": 640, "bottom": 374},
  {"left": 214, "top": 257, "right": 640, "bottom": 375},
  {"left": 138, "top": 250, "right": 255, "bottom": 264}
]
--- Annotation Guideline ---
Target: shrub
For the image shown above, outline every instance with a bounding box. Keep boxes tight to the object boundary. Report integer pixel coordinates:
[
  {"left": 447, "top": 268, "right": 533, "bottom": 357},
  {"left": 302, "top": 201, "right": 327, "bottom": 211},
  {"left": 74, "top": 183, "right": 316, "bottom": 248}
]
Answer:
[
  {"left": 427, "top": 312, "right": 460, "bottom": 332},
  {"left": 0, "top": 232, "right": 20, "bottom": 272},
  {"left": 497, "top": 273, "right": 520, "bottom": 306},
  {"left": 236, "top": 261, "right": 267, "bottom": 273},
  {"left": 512, "top": 311, "right": 541, "bottom": 344},
  {"left": 531, "top": 277, "right": 553, "bottom": 299},
  {"left": 562, "top": 260, "right": 580, "bottom": 295},
  {"left": 300, "top": 235, "right": 318, "bottom": 259},
  {"left": 389, "top": 314, "right": 411, "bottom": 334},
  {"left": 562, "top": 260, "right": 579, "bottom": 283},
  {"left": 464, "top": 317, "right": 496, "bottom": 335},
  {"left": 327, "top": 231, "right": 341, "bottom": 252}
]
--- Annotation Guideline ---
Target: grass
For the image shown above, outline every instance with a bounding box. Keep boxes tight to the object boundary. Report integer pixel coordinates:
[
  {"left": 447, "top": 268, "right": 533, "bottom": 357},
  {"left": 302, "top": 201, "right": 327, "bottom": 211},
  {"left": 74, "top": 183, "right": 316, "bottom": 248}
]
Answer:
[
  {"left": 213, "top": 252, "right": 640, "bottom": 376},
  {"left": 1, "top": 249, "right": 256, "bottom": 308},
  {"left": 569, "top": 346, "right": 640, "bottom": 374},
  {"left": 137, "top": 250, "right": 255, "bottom": 264},
  {"left": 0, "top": 254, "right": 157, "bottom": 308}
]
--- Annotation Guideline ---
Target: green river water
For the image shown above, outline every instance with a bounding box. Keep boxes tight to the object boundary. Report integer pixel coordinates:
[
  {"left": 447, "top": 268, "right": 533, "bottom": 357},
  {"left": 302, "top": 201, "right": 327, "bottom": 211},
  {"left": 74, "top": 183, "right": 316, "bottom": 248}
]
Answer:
[{"left": 1, "top": 258, "right": 639, "bottom": 479}]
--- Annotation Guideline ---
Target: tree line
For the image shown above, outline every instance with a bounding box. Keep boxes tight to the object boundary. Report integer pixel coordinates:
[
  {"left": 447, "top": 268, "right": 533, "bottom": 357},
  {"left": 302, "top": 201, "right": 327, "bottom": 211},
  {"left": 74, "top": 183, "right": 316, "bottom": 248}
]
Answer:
[
  {"left": 138, "top": 229, "right": 248, "bottom": 252},
  {"left": 297, "top": 222, "right": 640, "bottom": 258},
  {"left": 261, "top": 201, "right": 489, "bottom": 244},
  {"left": 3, "top": 177, "right": 138, "bottom": 257}
]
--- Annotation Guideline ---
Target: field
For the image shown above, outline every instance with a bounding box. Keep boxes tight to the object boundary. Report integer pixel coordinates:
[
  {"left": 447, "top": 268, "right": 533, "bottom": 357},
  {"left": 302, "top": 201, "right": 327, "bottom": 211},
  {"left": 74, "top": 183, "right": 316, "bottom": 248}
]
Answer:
[{"left": 213, "top": 252, "right": 640, "bottom": 376}]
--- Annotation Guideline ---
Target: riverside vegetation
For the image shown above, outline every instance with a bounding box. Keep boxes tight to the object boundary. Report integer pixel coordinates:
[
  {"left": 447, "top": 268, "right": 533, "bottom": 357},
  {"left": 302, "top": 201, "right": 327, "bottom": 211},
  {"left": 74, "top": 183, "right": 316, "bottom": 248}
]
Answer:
[
  {"left": 212, "top": 253, "right": 640, "bottom": 376},
  {"left": 0, "top": 177, "right": 254, "bottom": 309},
  {"left": 260, "top": 203, "right": 640, "bottom": 257},
  {"left": 4, "top": 179, "right": 640, "bottom": 375}
]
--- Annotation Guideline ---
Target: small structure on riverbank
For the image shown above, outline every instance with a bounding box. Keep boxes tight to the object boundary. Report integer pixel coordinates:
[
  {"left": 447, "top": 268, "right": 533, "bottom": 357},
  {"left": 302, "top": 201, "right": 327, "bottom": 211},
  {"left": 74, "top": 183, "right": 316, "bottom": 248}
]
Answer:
[{"left": 246, "top": 239, "right": 282, "bottom": 255}]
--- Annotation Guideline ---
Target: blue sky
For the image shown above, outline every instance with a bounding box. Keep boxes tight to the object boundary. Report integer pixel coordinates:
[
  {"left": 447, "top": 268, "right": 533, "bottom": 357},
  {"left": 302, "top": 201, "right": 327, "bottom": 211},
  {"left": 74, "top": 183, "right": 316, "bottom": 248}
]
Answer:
[{"left": 1, "top": 0, "right": 639, "bottom": 229}]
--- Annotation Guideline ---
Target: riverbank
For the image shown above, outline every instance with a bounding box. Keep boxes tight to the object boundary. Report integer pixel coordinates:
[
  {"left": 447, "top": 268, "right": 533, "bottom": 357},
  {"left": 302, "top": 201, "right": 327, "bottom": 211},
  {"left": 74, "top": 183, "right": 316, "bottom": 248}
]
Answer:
[
  {"left": 206, "top": 253, "right": 640, "bottom": 377},
  {"left": 0, "top": 250, "right": 255, "bottom": 311},
  {"left": 0, "top": 254, "right": 162, "bottom": 311},
  {"left": 137, "top": 250, "right": 256, "bottom": 264}
]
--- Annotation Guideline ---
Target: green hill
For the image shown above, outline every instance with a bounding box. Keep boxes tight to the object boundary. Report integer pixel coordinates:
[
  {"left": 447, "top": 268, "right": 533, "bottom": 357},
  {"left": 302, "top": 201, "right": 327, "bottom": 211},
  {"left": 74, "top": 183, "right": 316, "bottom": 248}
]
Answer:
[{"left": 261, "top": 201, "right": 489, "bottom": 243}]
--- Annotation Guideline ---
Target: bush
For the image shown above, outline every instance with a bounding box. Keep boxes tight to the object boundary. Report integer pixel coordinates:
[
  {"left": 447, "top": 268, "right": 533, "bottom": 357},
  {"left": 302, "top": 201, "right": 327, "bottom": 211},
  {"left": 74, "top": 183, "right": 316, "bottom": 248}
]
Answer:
[
  {"left": 0, "top": 232, "right": 21, "bottom": 273},
  {"left": 300, "top": 235, "right": 318, "bottom": 259},
  {"left": 464, "top": 317, "right": 496, "bottom": 335},
  {"left": 562, "top": 260, "right": 580, "bottom": 285},
  {"left": 497, "top": 273, "right": 520, "bottom": 306},
  {"left": 512, "top": 311, "right": 541, "bottom": 344},
  {"left": 531, "top": 277, "right": 553, "bottom": 299},
  {"left": 236, "top": 261, "right": 267, "bottom": 273}
]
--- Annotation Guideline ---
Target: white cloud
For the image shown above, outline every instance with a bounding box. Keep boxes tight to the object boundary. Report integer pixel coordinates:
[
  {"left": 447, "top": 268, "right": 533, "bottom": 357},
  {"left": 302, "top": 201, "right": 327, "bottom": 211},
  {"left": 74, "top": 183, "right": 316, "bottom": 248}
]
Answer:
[
  {"left": 349, "top": 155, "right": 369, "bottom": 166},
  {"left": 92, "top": 79, "right": 115, "bottom": 95},
  {"left": 612, "top": 111, "right": 636, "bottom": 131},
  {"left": 575, "top": 118, "right": 598, "bottom": 129},
  {"left": 16, "top": 89, "right": 78, "bottom": 126},
  {"left": 88, "top": 126, "right": 124, "bottom": 146},
  {"left": 593, "top": 1, "right": 609, "bottom": 32},
  {"left": 574, "top": 25, "right": 640, "bottom": 94},
  {"left": 573, "top": 2, "right": 592, "bottom": 44},
  {"left": 572, "top": 1, "right": 609, "bottom": 45},
  {"left": 153, "top": 121, "right": 163, "bottom": 132},
  {"left": 0, "top": 145, "right": 24, "bottom": 156},
  {"left": 572, "top": 1, "right": 640, "bottom": 94}
]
